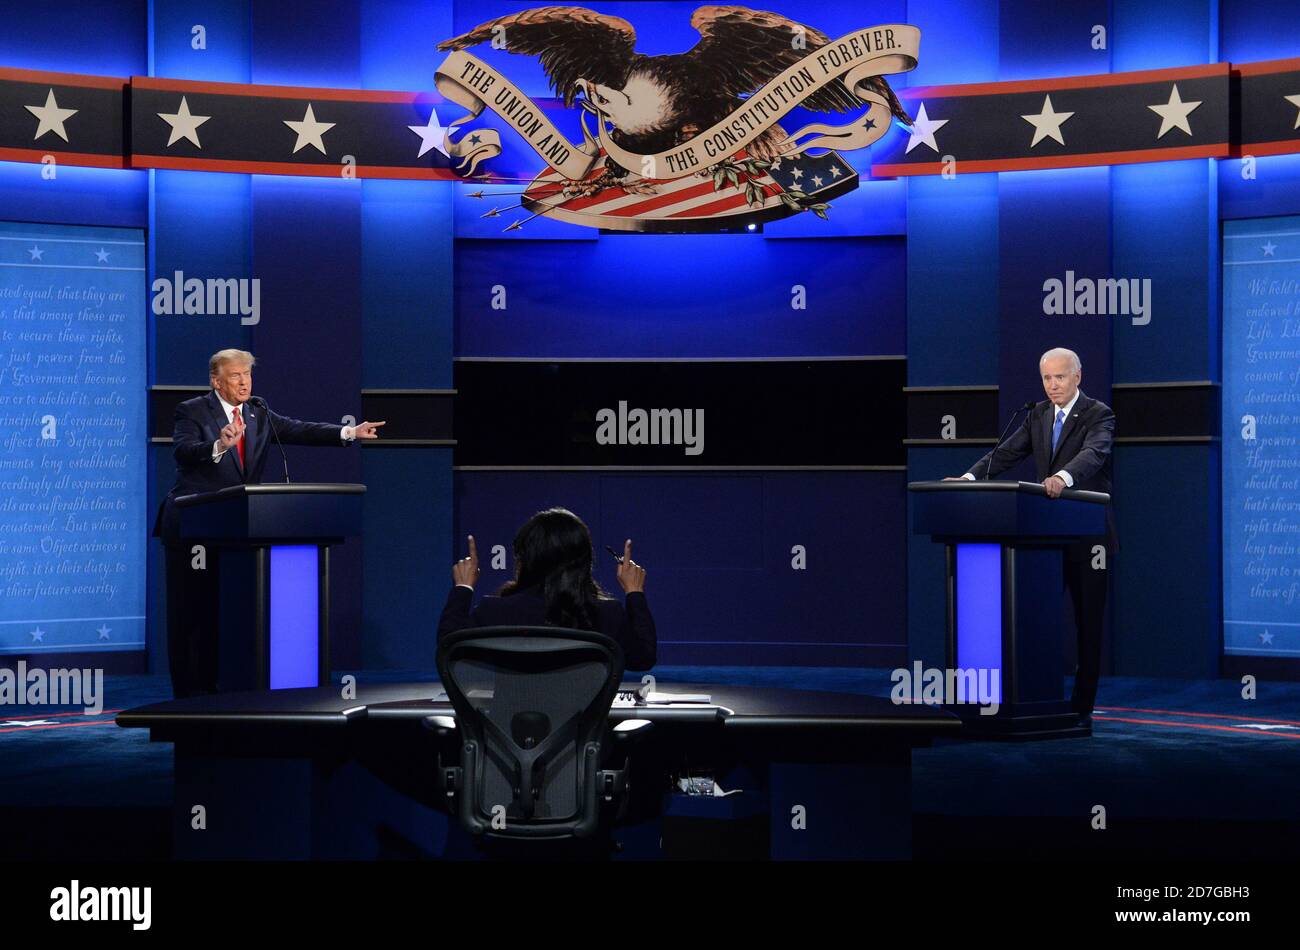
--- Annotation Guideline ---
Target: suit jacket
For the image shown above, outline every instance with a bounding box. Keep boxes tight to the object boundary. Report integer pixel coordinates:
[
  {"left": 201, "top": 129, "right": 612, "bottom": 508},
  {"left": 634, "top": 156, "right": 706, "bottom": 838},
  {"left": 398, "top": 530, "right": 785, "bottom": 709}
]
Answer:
[
  {"left": 153, "top": 390, "right": 346, "bottom": 543},
  {"left": 967, "top": 390, "right": 1117, "bottom": 549},
  {"left": 437, "top": 584, "right": 657, "bottom": 671}
]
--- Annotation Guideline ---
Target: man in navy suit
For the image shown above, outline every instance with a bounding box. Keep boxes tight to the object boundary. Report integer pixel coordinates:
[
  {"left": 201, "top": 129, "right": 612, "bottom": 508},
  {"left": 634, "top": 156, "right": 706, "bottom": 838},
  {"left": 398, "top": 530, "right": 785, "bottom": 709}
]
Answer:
[
  {"left": 155, "top": 348, "right": 385, "bottom": 697},
  {"left": 950, "top": 347, "right": 1116, "bottom": 723}
]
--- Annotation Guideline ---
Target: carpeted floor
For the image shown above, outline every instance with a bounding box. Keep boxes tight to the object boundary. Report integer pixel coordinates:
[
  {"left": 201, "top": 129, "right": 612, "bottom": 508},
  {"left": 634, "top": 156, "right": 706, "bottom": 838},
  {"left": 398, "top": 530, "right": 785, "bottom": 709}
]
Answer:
[{"left": 2, "top": 667, "right": 1297, "bottom": 860}]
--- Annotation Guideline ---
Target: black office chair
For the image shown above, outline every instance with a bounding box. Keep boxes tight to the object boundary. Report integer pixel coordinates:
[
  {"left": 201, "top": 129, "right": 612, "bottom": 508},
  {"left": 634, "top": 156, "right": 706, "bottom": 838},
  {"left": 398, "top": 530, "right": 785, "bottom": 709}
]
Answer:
[{"left": 430, "top": 626, "right": 629, "bottom": 842}]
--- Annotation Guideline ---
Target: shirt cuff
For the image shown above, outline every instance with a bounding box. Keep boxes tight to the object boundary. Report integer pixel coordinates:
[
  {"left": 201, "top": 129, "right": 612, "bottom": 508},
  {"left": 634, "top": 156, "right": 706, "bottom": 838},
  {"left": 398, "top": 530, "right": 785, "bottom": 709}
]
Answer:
[
  {"left": 341, "top": 425, "right": 356, "bottom": 442},
  {"left": 454, "top": 584, "right": 474, "bottom": 592},
  {"left": 1054, "top": 469, "right": 1074, "bottom": 488},
  {"left": 212, "top": 439, "right": 226, "bottom": 462},
  {"left": 961, "top": 472, "right": 976, "bottom": 481}
]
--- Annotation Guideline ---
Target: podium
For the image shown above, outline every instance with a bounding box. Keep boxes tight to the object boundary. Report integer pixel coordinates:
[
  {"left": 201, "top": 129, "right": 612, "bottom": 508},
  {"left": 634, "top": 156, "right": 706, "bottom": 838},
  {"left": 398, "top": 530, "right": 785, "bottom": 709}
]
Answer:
[
  {"left": 176, "top": 483, "right": 365, "bottom": 692},
  {"left": 909, "top": 480, "right": 1109, "bottom": 739}
]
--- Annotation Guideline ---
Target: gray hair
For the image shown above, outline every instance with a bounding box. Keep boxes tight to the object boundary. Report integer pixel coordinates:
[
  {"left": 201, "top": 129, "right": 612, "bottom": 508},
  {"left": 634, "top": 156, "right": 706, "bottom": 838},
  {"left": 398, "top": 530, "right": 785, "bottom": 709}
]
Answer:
[
  {"left": 209, "top": 348, "right": 255, "bottom": 377},
  {"left": 1039, "top": 347, "right": 1081, "bottom": 373}
]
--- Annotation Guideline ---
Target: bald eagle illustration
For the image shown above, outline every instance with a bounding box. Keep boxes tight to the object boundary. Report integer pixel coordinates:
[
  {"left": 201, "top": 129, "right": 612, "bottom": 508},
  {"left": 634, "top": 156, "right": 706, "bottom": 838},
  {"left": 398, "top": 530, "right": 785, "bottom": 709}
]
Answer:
[{"left": 437, "top": 5, "right": 911, "bottom": 195}]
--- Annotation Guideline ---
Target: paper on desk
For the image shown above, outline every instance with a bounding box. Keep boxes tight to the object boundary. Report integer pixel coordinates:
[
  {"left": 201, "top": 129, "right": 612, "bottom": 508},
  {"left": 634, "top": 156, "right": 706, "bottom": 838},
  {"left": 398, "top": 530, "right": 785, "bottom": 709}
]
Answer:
[{"left": 644, "top": 692, "right": 712, "bottom": 704}]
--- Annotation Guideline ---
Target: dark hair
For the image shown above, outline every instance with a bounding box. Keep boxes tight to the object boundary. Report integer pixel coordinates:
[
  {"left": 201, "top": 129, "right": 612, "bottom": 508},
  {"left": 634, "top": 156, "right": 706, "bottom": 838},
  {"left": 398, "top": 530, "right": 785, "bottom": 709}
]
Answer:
[{"left": 498, "top": 508, "right": 612, "bottom": 629}]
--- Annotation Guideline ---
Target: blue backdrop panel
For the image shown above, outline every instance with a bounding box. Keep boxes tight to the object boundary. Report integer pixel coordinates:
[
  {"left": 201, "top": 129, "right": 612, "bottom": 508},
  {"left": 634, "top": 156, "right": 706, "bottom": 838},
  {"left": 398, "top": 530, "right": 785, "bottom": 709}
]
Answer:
[
  {"left": 360, "top": 447, "right": 453, "bottom": 671},
  {"left": 997, "top": 167, "right": 1113, "bottom": 430},
  {"left": 454, "top": 470, "right": 906, "bottom": 667},
  {"left": 906, "top": 173, "right": 1000, "bottom": 387},
  {"left": 454, "top": 235, "right": 905, "bottom": 358},
  {"left": 0, "top": 221, "right": 147, "bottom": 654},
  {"left": 1222, "top": 215, "right": 1300, "bottom": 658},
  {"left": 1112, "top": 160, "right": 1218, "bottom": 384},
  {"left": 1113, "top": 443, "right": 1220, "bottom": 676}
]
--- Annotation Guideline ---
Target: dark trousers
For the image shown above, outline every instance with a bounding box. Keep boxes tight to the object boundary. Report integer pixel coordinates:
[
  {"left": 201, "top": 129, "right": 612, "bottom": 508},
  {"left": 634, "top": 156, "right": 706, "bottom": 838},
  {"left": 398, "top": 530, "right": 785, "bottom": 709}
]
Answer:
[
  {"left": 164, "top": 542, "right": 221, "bottom": 698},
  {"left": 1064, "top": 540, "right": 1110, "bottom": 715}
]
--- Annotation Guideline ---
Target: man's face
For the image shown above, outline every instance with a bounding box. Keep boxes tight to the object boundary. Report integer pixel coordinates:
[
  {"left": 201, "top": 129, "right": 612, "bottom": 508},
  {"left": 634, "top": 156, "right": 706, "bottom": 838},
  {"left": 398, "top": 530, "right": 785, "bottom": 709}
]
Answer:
[
  {"left": 211, "top": 362, "right": 252, "bottom": 405},
  {"left": 1040, "top": 356, "right": 1080, "bottom": 407}
]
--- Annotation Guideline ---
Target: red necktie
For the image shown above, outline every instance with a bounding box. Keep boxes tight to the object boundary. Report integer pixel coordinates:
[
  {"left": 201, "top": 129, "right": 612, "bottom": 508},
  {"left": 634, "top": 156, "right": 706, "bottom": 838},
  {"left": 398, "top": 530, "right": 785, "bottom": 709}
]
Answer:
[{"left": 232, "top": 406, "right": 245, "bottom": 468}]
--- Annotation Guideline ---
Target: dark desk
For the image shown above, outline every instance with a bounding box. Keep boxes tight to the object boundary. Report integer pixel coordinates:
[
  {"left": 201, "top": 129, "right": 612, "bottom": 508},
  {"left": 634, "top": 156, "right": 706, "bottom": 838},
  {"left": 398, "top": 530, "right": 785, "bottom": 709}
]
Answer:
[{"left": 118, "top": 682, "right": 959, "bottom": 860}]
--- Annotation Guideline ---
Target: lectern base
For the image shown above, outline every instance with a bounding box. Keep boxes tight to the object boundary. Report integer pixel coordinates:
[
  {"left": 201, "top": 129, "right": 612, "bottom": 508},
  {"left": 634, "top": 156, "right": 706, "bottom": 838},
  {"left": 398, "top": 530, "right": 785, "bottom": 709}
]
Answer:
[{"left": 949, "top": 705, "right": 1091, "bottom": 741}]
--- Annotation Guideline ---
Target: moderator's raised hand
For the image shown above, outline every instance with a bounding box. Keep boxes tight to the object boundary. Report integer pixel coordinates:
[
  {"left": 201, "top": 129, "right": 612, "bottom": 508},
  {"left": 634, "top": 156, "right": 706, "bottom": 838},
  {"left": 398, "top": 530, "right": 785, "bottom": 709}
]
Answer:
[
  {"left": 616, "top": 538, "right": 646, "bottom": 594},
  {"left": 452, "top": 534, "right": 480, "bottom": 588}
]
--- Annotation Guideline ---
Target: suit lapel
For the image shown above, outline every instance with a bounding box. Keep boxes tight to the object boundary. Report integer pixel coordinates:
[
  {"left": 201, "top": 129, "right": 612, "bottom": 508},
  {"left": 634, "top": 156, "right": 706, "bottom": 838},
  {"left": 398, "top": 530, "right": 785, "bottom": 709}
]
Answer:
[
  {"left": 1050, "top": 392, "right": 1089, "bottom": 467},
  {"left": 241, "top": 402, "right": 259, "bottom": 476},
  {"left": 1035, "top": 403, "right": 1052, "bottom": 474},
  {"left": 205, "top": 390, "right": 244, "bottom": 477}
]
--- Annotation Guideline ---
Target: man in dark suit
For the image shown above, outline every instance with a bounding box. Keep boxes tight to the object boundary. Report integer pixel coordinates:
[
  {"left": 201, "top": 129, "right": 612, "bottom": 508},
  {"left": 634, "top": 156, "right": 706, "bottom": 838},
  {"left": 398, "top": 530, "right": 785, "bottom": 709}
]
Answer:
[
  {"left": 154, "top": 348, "right": 385, "bottom": 697},
  {"left": 950, "top": 347, "right": 1116, "bottom": 723}
]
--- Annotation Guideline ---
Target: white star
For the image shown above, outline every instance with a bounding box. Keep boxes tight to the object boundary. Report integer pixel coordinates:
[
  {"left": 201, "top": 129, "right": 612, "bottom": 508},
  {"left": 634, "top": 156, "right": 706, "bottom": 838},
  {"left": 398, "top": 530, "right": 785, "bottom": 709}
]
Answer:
[
  {"left": 829, "top": 165, "right": 842, "bottom": 178},
  {"left": 408, "top": 108, "right": 450, "bottom": 159},
  {"left": 30, "top": 627, "right": 45, "bottom": 642},
  {"left": 1148, "top": 84, "right": 1202, "bottom": 139},
  {"left": 97, "top": 624, "right": 111, "bottom": 639},
  {"left": 769, "top": 158, "right": 782, "bottom": 171},
  {"left": 811, "top": 174, "right": 824, "bottom": 187},
  {"left": 25, "top": 89, "right": 78, "bottom": 143},
  {"left": 905, "top": 102, "right": 948, "bottom": 154},
  {"left": 789, "top": 166, "right": 803, "bottom": 180},
  {"left": 1022, "top": 94, "right": 1074, "bottom": 147},
  {"left": 284, "top": 103, "right": 335, "bottom": 155},
  {"left": 1263, "top": 241, "right": 1277, "bottom": 257},
  {"left": 157, "top": 96, "right": 211, "bottom": 148},
  {"left": 27, "top": 246, "right": 43, "bottom": 261},
  {"left": 94, "top": 248, "right": 110, "bottom": 263},
  {"left": 1260, "top": 629, "right": 1274, "bottom": 644},
  {"left": 1285, "top": 94, "right": 1300, "bottom": 130}
]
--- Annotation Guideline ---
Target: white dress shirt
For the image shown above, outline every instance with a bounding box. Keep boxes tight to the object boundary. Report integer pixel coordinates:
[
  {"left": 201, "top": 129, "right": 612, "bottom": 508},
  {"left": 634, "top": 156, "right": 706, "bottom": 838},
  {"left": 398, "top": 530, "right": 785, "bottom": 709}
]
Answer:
[
  {"left": 963, "top": 390, "right": 1080, "bottom": 486},
  {"left": 211, "top": 394, "right": 355, "bottom": 462}
]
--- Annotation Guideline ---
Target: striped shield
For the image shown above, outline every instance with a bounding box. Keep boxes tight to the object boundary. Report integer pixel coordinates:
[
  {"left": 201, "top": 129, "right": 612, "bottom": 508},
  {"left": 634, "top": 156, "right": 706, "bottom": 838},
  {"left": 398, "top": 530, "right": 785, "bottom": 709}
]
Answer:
[{"left": 516, "top": 148, "right": 859, "bottom": 232}]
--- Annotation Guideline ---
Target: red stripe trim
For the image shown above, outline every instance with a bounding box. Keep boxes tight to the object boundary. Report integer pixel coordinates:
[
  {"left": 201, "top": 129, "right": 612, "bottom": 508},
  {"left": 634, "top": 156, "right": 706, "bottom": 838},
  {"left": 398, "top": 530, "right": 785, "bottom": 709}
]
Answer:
[
  {"left": 1102, "top": 715, "right": 1300, "bottom": 739},
  {"left": 668, "top": 180, "right": 781, "bottom": 218},
  {"left": 1231, "top": 139, "right": 1300, "bottom": 158},
  {"left": 1100, "top": 706, "right": 1300, "bottom": 727},
  {"left": 130, "top": 154, "right": 465, "bottom": 179},
  {"left": 1233, "top": 57, "right": 1300, "bottom": 77},
  {"left": 0, "top": 719, "right": 118, "bottom": 735},
  {"left": 0, "top": 147, "right": 126, "bottom": 168},
  {"left": 872, "top": 143, "right": 1226, "bottom": 176},
  {"left": 900, "top": 62, "right": 1229, "bottom": 100},
  {"left": 130, "top": 75, "right": 433, "bottom": 104},
  {"left": 0, "top": 66, "right": 126, "bottom": 89},
  {"left": 602, "top": 179, "right": 722, "bottom": 216},
  {"left": 0, "top": 709, "right": 122, "bottom": 721}
]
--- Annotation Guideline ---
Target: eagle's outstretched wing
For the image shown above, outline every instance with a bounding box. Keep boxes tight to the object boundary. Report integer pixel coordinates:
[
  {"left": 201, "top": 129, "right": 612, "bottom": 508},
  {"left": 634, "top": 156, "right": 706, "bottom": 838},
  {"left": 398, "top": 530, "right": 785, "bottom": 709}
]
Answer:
[
  {"left": 684, "top": 5, "right": 910, "bottom": 123},
  {"left": 437, "top": 6, "right": 639, "bottom": 108}
]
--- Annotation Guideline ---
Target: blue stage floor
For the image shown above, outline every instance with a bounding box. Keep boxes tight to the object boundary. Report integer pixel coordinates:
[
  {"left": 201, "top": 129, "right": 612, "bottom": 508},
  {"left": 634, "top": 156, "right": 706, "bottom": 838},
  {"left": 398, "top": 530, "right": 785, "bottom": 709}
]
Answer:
[{"left": 3, "top": 668, "right": 1298, "bottom": 860}]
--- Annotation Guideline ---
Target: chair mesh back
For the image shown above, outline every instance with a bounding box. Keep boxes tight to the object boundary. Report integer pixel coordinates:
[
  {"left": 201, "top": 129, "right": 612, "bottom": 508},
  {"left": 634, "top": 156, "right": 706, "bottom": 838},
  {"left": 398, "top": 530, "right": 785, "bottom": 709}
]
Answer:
[{"left": 438, "top": 629, "right": 624, "bottom": 836}]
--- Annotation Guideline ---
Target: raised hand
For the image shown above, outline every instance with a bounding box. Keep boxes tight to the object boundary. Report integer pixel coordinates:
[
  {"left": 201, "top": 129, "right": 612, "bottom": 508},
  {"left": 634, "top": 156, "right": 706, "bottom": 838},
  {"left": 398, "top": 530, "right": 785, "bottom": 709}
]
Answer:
[
  {"left": 616, "top": 538, "right": 646, "bottom": 594},
  {"left": 219, "top": 413, "right": 245, "bottom": 450},
  {"left": 452, "top": 534, "right": 480, "bottom": 588}
]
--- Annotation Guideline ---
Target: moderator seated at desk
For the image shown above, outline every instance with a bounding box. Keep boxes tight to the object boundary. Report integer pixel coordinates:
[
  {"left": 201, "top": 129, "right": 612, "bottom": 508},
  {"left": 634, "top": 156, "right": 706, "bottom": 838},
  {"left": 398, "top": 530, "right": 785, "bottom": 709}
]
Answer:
[{"left": 436, "top": 510, "right": 657, "bottom": 671}]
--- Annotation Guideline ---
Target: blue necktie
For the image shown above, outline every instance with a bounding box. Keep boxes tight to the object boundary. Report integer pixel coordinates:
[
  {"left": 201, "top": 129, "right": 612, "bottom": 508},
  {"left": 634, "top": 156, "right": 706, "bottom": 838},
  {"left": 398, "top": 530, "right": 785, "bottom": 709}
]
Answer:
[{"left": 1051, "top": 408, "right": 1065, "bottom": 456}]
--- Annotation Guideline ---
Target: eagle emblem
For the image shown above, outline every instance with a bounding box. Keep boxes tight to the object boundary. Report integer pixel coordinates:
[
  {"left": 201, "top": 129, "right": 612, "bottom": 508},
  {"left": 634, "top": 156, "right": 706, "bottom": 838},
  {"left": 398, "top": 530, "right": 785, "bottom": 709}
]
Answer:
[{"left": 435, "top": 6, "right": 920, "bottom": 231}]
